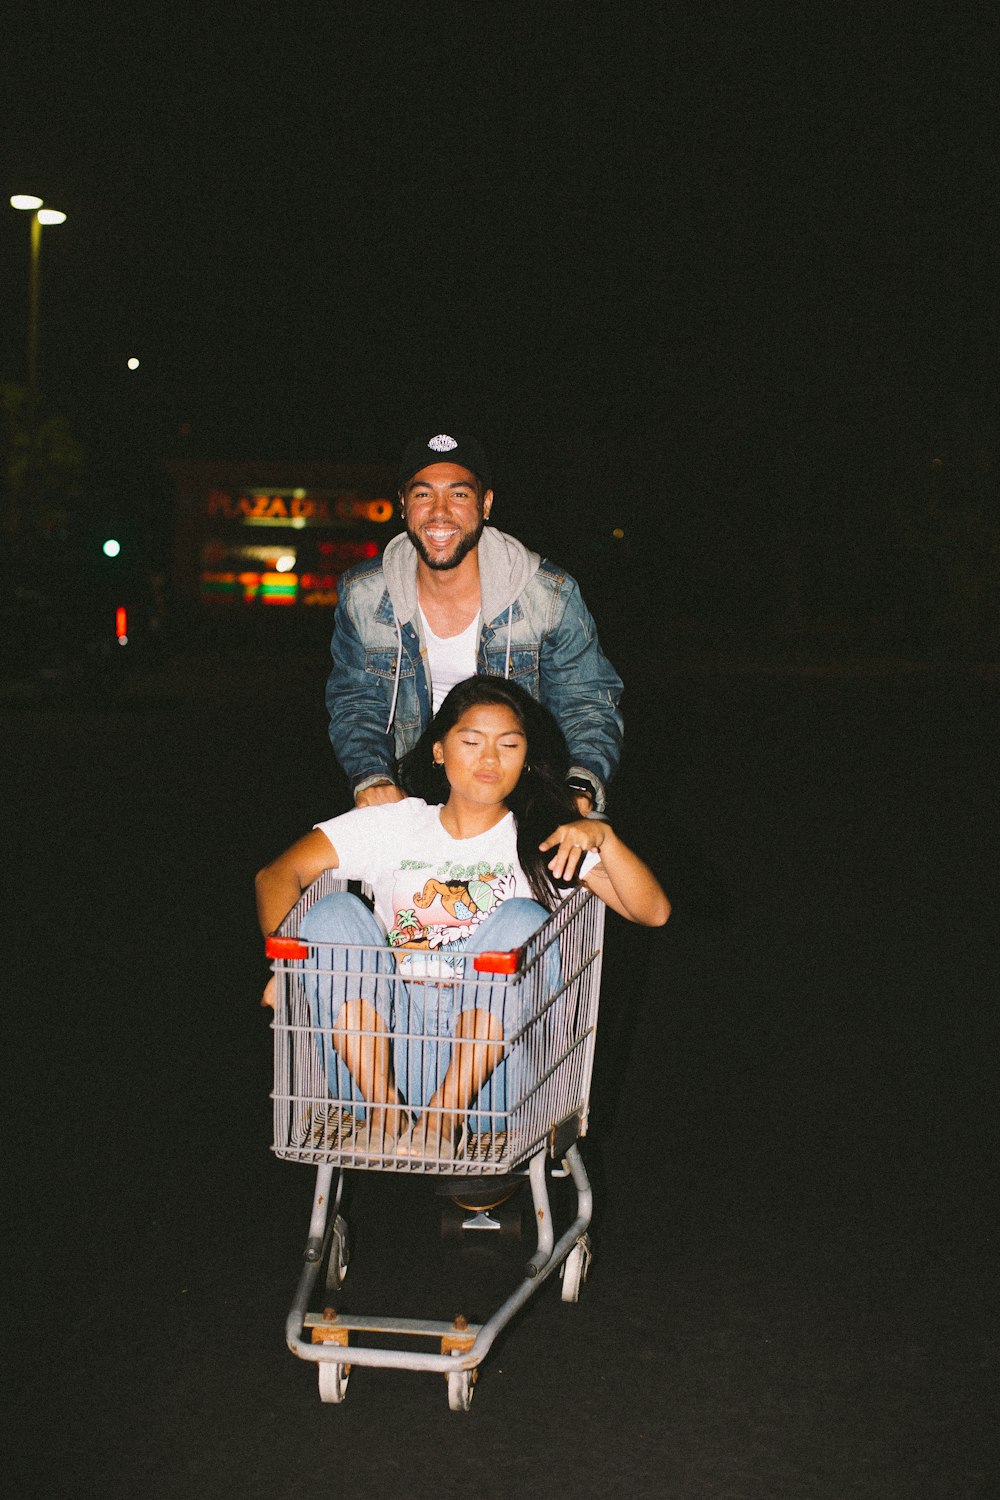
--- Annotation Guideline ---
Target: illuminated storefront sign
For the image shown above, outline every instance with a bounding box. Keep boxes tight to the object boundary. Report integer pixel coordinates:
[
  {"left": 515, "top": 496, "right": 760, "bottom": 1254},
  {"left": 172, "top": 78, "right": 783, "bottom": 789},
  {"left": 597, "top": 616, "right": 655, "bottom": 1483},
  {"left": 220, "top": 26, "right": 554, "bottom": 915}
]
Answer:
[
  {"left": 205, "top": 491, "right": 393, "bottom": 526},
  {"left": 198, "top": 539, "right": 381, "bottom": 608},
  {"left": 173, "top": 457, "right": 396, "bottom": 614}
]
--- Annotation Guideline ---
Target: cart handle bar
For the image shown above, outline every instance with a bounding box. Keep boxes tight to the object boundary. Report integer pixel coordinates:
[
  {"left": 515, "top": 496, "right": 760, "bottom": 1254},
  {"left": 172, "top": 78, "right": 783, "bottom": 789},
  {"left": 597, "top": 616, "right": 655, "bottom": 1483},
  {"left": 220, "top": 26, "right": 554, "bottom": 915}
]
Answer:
[
  {"left": 264, "top": 935, "right": 523, "bottom": 976},
  {"left": 266, "top": 936, "right": 309, "bottom": 959},
  {"left": 473, "top": 949, "right": 523, "bottom": 974}
]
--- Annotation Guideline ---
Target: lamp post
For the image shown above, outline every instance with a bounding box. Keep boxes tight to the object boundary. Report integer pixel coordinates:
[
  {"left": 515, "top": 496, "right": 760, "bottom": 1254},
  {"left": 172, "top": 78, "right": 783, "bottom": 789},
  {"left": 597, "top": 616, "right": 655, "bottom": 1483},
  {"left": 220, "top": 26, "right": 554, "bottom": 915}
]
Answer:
[{"left": 10, "top": 194, "right": 68, "bottom": 406}]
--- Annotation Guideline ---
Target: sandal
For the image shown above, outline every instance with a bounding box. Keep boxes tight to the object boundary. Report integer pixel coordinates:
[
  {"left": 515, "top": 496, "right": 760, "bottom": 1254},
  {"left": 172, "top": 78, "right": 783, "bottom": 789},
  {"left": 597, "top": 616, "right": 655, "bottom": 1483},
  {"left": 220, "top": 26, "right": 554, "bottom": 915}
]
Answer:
[
  {"left": 351, "top": 1111, "right": 409, "bottom": 1155},
  {"left": 396, "top": 1117, "right": 465, "bottom": 1162}
]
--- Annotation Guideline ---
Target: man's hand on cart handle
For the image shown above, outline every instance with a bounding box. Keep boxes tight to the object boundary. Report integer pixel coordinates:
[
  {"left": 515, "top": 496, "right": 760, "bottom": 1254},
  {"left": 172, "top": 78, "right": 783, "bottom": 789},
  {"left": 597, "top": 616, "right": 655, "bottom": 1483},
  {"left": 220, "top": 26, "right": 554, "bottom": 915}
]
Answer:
[
  {"left": 262, "top": 974, "right": 277, "bottom": 1010},
  {"left": 539, "top": 817, "right": 607, "bottom": 882},
  {"left": 355, "top": 782, "right": 408, "bottom": 808}
]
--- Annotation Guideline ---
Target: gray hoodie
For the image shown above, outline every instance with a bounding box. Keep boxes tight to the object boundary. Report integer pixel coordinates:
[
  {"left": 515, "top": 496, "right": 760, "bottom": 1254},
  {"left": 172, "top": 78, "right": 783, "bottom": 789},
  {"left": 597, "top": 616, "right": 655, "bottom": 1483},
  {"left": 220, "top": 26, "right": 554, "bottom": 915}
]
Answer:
[
  {"left": 327, "top": 524, "right": 623, "bottom": 805},
  {"left": 381, "top": 525, "right": 540, "bottom": 631}
]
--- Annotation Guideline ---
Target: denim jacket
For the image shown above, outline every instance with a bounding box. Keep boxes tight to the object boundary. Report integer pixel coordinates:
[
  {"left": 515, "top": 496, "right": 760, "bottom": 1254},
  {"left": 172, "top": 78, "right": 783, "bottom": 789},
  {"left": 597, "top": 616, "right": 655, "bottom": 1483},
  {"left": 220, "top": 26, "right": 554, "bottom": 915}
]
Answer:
[{"left": 326, "top": 526, "right": 623, "bottom": 810}]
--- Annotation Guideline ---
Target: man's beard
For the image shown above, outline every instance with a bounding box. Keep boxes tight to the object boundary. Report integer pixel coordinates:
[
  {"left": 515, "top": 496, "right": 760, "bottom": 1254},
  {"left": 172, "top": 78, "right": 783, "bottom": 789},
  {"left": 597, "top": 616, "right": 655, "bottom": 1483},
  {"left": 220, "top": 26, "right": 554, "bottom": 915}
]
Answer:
[{"left": 407, "top": 518, "right": 485, "bottom": 571}]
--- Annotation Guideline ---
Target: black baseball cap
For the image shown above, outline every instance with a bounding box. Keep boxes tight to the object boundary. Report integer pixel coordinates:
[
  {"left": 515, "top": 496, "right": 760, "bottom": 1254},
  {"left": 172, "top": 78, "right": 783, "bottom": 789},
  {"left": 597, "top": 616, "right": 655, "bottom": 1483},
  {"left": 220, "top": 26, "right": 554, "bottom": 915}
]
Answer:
[{"left": 398, "top": 433, "right": 493, "bottom": 491}]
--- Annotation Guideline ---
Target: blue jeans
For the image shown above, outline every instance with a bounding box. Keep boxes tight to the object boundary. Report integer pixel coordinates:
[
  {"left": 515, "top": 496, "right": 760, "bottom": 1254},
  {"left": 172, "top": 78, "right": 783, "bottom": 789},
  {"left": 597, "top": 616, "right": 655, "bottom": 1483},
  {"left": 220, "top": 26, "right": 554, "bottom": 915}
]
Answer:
[{"left": 299, "top": 892, "right": 551, "bottom": 1130}]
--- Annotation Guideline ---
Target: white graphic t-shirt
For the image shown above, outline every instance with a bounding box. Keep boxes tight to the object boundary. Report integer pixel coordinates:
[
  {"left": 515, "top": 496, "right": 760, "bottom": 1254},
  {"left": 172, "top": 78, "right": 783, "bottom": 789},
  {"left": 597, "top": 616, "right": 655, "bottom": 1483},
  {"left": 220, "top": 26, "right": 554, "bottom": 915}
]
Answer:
[{"left": 313, "top": 800, "right": 598, "bottom": 972}]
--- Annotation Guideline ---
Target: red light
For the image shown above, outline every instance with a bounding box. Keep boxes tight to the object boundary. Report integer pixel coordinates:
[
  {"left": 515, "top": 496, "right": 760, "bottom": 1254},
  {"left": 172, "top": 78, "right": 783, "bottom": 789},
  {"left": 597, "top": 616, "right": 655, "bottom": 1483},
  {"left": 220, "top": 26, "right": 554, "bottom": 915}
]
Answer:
[
  {"left": 314, "top": 540, "right": 380, "bottom": 566},
  {"left": 115, "top": 607, "right": 128, "bottom": 639}
]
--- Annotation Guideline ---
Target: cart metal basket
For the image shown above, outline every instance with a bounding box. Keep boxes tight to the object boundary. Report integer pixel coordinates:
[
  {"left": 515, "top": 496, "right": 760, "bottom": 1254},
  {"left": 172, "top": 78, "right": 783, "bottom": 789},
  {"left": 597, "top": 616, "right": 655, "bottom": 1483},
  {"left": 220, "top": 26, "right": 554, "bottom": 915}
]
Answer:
[{"left": 268, "top": 873, "right": 606, "bottom": 1409}]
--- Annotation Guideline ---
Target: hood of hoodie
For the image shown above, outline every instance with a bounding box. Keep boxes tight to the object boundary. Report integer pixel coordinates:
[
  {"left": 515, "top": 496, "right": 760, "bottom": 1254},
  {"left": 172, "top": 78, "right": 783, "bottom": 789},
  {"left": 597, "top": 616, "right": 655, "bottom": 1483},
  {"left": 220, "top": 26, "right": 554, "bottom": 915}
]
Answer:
[{"left": 381, "top": 525, "right": 540, "bottom": 626}]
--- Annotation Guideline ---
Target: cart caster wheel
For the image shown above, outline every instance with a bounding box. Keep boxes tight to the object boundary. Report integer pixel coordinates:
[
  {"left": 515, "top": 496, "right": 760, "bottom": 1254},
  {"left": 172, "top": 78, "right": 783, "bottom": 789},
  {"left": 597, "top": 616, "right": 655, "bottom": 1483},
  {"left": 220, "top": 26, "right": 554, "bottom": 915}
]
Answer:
[
  {"left": 325, "top": 1214, "right": 350, "bottom": 1292},
  {"left": 560, "top": 1234, "right": 592, "bottom": 1303},
  {"left": 318, "top": 1360, "right": 349, "bottom": 1403},
  {"left": 447, "top": 1368, "right": 476, "bottom": 1412}
]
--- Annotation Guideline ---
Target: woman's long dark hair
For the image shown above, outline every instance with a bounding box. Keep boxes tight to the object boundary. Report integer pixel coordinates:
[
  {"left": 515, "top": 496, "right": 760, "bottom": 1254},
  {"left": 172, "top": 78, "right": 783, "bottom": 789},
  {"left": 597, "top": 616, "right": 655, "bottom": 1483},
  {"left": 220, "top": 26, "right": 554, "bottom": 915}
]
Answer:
[{"left": 398, "top": 676, "right": 581, "bottom": 909}]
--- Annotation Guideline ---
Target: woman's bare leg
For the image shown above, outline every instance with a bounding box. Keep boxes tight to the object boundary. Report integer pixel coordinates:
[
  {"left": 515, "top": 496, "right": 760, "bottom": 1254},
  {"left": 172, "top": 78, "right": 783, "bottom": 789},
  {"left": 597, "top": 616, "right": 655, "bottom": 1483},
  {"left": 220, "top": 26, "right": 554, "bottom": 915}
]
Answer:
[
  {"left": 397, "top": 1008, "right": 504, "bottom": 1156},
  {"left": 332, "top": 998, "right": 406, "bottom": 1144}
]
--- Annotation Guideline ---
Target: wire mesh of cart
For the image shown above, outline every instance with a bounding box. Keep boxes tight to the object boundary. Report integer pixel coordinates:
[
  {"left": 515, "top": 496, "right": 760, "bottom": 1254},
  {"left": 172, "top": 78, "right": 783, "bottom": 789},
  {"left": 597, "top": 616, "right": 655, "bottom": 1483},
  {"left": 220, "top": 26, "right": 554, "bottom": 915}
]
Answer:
[{"left": 268, "top": 871, "right": 606, "bottom": 1409}]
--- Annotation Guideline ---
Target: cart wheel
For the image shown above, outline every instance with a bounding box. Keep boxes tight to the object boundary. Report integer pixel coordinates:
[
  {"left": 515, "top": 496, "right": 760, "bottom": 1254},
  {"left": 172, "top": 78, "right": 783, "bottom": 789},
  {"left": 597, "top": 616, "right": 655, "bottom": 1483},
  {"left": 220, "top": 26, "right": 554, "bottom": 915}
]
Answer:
[
  {"left": 560, "top": 1234, "right": 592, "bottom": 1304},
  {"left": 447, "top": 1368, "right": 476, "bottom": 1412},
  {"left": 318, "top": 1360, "right": 349, "bottom": 1403},
  {"left": 324, "top": 1214, "right": 350, "bottom": 1292}
]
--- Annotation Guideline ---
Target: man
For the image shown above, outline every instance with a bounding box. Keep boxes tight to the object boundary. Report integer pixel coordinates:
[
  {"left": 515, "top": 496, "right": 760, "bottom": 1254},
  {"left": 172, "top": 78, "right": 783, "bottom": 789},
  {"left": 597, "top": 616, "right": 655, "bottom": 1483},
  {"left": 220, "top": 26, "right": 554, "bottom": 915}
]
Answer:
[{"left": 326, "top": 431, "right": 623, "bottom": 811}]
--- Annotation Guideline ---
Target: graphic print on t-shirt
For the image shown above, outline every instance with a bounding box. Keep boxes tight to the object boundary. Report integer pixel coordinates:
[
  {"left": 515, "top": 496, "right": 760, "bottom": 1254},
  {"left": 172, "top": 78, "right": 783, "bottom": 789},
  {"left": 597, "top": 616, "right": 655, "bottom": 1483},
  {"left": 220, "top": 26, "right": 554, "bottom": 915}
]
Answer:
[{"left": 386, "top": 856, "right": 518, "bottom": 953}]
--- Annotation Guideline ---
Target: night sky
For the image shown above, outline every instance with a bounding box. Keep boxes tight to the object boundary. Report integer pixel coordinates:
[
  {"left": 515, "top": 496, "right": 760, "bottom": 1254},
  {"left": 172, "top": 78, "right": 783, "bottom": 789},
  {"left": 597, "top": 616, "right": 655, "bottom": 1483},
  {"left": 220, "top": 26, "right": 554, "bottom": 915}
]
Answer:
[{"left": 4, "top": 3, "right": 999, "bottom": 621}]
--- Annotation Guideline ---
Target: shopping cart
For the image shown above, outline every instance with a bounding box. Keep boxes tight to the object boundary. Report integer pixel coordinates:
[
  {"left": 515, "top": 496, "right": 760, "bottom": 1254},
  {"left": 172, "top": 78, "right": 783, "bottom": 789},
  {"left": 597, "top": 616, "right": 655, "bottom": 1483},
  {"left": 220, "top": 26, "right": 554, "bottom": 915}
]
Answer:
[{"left": 267, "top": 871, "right": 606, "bottom": 1410}]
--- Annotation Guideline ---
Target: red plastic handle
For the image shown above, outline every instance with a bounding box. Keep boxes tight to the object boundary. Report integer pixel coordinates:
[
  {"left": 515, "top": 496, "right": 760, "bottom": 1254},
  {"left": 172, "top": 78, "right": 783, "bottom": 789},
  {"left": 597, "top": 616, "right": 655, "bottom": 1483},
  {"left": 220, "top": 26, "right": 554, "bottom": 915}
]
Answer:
[
  {"left": 473, "top": 948, "right": 523, "bottom": 975},
  {"left": 265, "top": 935, "right": 309, "bottom": 960}
]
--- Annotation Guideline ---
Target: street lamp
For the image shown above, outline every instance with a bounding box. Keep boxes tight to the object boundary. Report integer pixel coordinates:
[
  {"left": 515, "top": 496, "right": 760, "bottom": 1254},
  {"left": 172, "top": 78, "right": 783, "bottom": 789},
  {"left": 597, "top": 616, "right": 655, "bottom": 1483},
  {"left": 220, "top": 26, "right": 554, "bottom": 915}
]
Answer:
[{"left": 10, "top": 194, "right": 68, "bottom": 404}]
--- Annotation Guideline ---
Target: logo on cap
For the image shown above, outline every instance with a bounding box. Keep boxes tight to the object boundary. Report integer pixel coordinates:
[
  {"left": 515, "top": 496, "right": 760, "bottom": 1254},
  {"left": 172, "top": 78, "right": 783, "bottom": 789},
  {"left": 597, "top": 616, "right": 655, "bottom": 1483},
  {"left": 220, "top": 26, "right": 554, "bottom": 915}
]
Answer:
[{"left": 428, "top": 434, "right": 458, "bottom": 452}]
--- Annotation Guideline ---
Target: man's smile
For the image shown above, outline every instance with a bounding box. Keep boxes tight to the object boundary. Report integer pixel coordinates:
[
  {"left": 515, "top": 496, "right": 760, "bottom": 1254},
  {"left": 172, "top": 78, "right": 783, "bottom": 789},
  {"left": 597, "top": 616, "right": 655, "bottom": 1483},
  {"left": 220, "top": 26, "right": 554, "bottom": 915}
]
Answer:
[{"left": 422, "top": 524, "right": 460, "bottom": 545}]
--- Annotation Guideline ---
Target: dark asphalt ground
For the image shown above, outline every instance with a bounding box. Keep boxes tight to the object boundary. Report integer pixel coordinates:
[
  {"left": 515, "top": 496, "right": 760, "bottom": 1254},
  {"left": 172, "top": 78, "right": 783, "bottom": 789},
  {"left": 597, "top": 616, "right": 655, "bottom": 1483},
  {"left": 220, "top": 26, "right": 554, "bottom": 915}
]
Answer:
[{"left": 4, "top": 655, "right": 996, "bottom": 1499}]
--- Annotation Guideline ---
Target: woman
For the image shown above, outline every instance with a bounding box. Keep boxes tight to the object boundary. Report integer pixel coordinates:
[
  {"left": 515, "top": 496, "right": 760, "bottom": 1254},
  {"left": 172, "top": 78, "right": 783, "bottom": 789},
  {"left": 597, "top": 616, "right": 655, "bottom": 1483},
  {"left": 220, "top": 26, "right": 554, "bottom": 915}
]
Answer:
[{"left": 256, "top": 677, "right": 669, "bottom": 1160}]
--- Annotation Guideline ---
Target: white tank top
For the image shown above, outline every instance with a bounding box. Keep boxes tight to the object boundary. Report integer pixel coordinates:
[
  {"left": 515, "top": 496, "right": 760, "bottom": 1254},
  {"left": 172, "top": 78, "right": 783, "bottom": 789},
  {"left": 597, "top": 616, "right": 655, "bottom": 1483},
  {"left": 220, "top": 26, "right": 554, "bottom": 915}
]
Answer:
[{"left": 418, "top": 606, "right": 481, "bottom": 711}]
